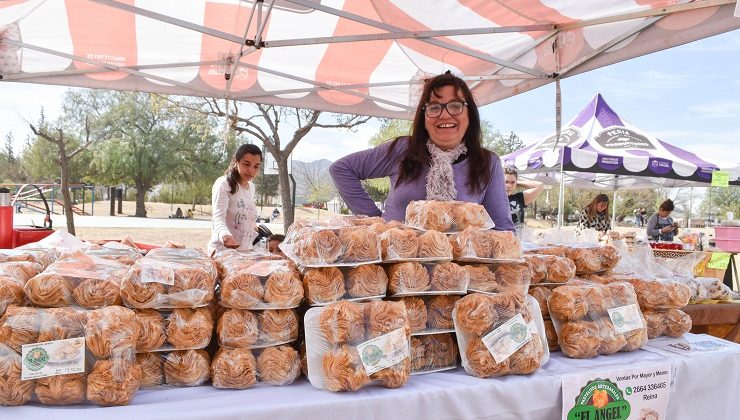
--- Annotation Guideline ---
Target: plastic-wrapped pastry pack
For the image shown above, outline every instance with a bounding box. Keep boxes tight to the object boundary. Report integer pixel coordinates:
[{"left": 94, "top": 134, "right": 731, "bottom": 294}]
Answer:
[
  {"left": 304, "top": 300, "right": 412, "bottom": 391},
  {"left": 134, "top": 307, "right": 214, "bottom": 352},
  {"left": 302, "top": 264, "right": 388, "bottom": 305},
  {"left": 209, "top": 344, "right": 301, "bottom": 389},
  {"left": 120, "top": 248, "right": 218, "bottom": 309},
  {"left": 405, "top": 200, "right": 494, "bottom": 232},
  {"left": 83, "top": 244, "right": 142, "bottom": 265},
  {"left": 0, "top": 261, "right": 43, "bottom": 316},
  {"left": 450, "top": 228, "right": 523, "bottom": 261},
  {"left": 524, "top": 254, "right": 576, "bottom": 284},
  {"left": 385, "top": 261, "right": 469, "bottom": 296},
  {"left": 453, "top": 294, "right": 549, "bottom": 378},
  {"left": 565, "top": 245, "right": 620, "bottom": 275},
  {"left": 281, "top": 224, "right": 382, "bottom": 266},
  {"left": 464, "top": 263, "right": 531, "bottom": 296},
  {"left": 219, "top": 258, "right": 303, "bottom": 310},
  {"left": 0, "top": 248, "right": 60, "bottom": 269},
  {"left": 410, "top": 333, "right": 459, "bottom": 374},
  {"left": 136, "top": 349, "right": 211, "bottom": 388},
  {"left": 217, "top": 308, "right": 299, "bottom": 349},
  {"left": 24, "top": 252, "right": 129, "bottom": 309},
  {"left": 0, "top": 305, "right": 141, "bottom": 406},
  {"left": 548, "top": 282, "right": 648, "bottom": 358},
  {"left": 588, "top": 274, "right": 691, "bottom": 310},
  {"left": 380, "top": 227, "right": 453, "bottom": 262},
  {"left": 641, "top": 308, "right": 692, "bottom": 339},
  {"left": 393, "top": 295, "right": 461, "bottom": 334}
]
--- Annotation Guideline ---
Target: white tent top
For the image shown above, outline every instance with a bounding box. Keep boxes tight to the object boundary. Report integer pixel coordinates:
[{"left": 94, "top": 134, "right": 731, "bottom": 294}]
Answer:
[
  {"left": 501, "top": 93, "right": 740, "bottom": 190},
  {"left": 1, "top": 0, "right": 739, "bottom": 118}
]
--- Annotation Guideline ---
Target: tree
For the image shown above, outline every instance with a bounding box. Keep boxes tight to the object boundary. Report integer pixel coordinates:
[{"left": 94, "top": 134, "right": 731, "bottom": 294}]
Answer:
[
  {"left": 293, "top": 160, "right": 336, "bottom": 207},
  {"left": 254, "top": 174, "right": 280, "bottom": 207},
  {"left": 88, "top": 92, "right": 219, "bottom": 217},
  {"left": 0, "top": 133, "right": 25, "bottom": 183},
  {"left": 482, "top": 121, "right": 524, "bottom": 155},
  {"left": 699, "top": 187, "right": 740, "bottom": 222},
  {"left": 26, "top": 109, "right": 94, "bottom": 235},
  {"left": 183, "top": 99, "right": 371, "bottom": 228},
  {"left": 360, "top": 119, "right": 413, "bottom": 203}
]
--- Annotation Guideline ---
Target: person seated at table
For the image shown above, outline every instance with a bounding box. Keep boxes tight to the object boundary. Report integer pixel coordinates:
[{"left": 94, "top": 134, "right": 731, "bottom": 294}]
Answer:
[
  {"left": 267, "top": 234, "right": 286, "bottom": 257},
  {"left": 578, "top": 194, "right": 611, "bottom": 233},
  {"left": 646, "top": 199, "right": 678, "bottom": 241},
  {"left": 329, "top": 71, "right": 515, "bottom": 232},
  {"left": 504, "top": 167, "right": 543, "bottom": 226}
]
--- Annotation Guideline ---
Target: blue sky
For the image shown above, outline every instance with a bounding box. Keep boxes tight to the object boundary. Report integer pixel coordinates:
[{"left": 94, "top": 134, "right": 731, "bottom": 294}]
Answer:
[{"left": 2, "top": 29, "right": 739, "bottom": 167}]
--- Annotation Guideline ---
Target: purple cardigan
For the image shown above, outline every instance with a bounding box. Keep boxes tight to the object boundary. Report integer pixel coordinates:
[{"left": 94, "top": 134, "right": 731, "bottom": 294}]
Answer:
[{"left": 329, "top": 137, "right": 515, "bottom": 232}]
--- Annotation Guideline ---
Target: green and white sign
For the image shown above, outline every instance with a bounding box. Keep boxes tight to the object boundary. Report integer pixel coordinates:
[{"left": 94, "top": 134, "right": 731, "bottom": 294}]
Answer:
[
  {"left": 482, "top": 313, "right": 532, "bottom": 364},
  {"left": 562, "top": 363, "right": 670, "bottom": 420},
  {"left": 21, "top": 337, "right": 85, "bottom": 380}
]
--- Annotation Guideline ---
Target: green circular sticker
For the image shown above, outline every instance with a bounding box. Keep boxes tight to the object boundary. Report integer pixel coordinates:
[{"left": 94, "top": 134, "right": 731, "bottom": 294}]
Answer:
[
  {"left": 361, "top": 345, "right": 383, "bottom": 366},
  {"left": 24, "top": 347, "right": 49, "bottom": 372},
  {"left": 510, "top": 323, "right": 528, "bottom": 343},
  {"left": 611, "top": 312, "right": 625, "bottom": 328}
]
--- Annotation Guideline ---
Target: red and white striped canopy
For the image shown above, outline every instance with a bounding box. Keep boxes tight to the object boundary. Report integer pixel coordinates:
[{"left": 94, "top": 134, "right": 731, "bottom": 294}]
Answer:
[{"left": 1, "top": 0, "right": 738, "bottom": 118}]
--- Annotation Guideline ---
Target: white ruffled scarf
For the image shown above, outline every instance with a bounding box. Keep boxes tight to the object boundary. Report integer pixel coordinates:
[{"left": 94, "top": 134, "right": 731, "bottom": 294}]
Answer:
[{"left": 425, "top": 140, "right": 467, "bottom": 201}]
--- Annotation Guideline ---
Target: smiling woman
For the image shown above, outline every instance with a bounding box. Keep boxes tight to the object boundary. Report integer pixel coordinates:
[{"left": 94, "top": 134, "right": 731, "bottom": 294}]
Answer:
[
  {"left": 208, "top": 143, "right": 263, "bottom": 256},
  {"left": 329, "top": 72, "right": 514, "bottom": 232}
]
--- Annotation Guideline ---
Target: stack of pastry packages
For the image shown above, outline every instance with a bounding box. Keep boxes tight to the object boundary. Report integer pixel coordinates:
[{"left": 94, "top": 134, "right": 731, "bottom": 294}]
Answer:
[
  {"left": 383, "top": 201, "right": 488, "bottom": 375},
  {"left": 417, "top": 205, "right": 548, "bottom": 378},
  {"left": 0, "top": 249, "right": 142, "bottom": 406},
  {"left": 122, "top": 247, "right": 218, "bottom": 389},
  {"left": 211, "top": 249, "right": 303, "bottom": 389}
]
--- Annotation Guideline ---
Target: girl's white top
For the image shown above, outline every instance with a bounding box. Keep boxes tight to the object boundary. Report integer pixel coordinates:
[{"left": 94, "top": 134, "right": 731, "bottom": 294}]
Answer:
[{"left": 208, "top": 175, "right": 257, "bottom": 256}]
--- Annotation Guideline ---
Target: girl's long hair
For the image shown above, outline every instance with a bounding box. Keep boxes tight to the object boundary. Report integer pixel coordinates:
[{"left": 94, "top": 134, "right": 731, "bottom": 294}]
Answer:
[{"left": 586, "top": 193, "right": 610, "bottom": 220}]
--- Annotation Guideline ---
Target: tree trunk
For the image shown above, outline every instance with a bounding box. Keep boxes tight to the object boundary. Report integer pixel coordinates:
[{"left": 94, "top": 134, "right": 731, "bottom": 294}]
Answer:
[
  {"left": 58, "top": 144, "right": 76, "bottom": 235},
  {"left": 276, "top": 156, "right": 293, "bottom": 230},
  {"left": 135, "top": 186, "right": 148, "bottom": 217}
]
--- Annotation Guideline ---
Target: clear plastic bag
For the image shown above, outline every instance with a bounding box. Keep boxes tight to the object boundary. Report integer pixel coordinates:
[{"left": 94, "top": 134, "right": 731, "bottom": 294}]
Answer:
[
  {"left": 217, "top": 308, "right": 299, "bottom": 349},
  {"left": 83, "top": 244, "right": 142, "bottom": 265},
  {"left": 134, "top": 307, "right": 214, "bottom": 352},
  {"left": 380, "top": 227, "right": 453, "bottom": 262},
  {"left": 304, "top": 300, "right": 411, "bottom": 391},
  {"left": 219, "top": 259, "right": 303, "bottom": 310},
  {"left": 524, "top": 254, "right": 575, "bottom": 284},
  {"left": 136, "top": 348, "right": 210, "bottom": 388},
  {"left": 0, "top": 306, "right": 140, "bottom": 407},
  {"left": 0, "top": 248, "right": 60, "bottom": 269},
  {"left": 454, "top": 294, "right": 549, "bottom": 378},
  {"left": 0, "top": 261, "right": 44, "bottom": 316},
  {"left": 642, "top": 308, "right": 692, "bottom": 339},
  {"left": 386, "top": 261, "right": 469, "bottom": 296},
  {"left": 120, "top": 248, "right": 218, "bottom": 309},
  {"left": 449, "top": 227, "right": 523, "bottom": 262},
  {"left": 405, "top": 200, "right": 494, "bottom": 233},
  {"left": 210, "top": 344, "right": 301, "bottom": 389},
  {"left": 464, "top": 262, "right": 531, "bottom": 296},
  {"left": 24, "top": 252, "right": 129, "bottom": 309},
  {"left": 281, "top": 224, "right": 382, "bottom": 267},
  {"left": 410, "top": 332, "right": 459, "bottom": 374},
  {"left": 548, "top": 281, "right": 648, "bottom": 359},
  {"left": 302, "top": 264, "right": 388, "bottom": 305},
  {"left": 393, "top": 295, "right": 461, "bottom": 334},
  {"left": 588, "top": 274, "right": 691, "bottom": 309}
]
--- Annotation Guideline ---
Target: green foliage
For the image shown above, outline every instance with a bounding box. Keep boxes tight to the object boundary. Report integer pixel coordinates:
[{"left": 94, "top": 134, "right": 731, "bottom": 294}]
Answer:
[
  {"left": 699, "top": 187, "right": 740, "bottom": 219},
  {"left": 1, "top": 133, "right": 25, "bottom": 182},
  {"left": 482, "top": 121, "right": 524, "bottom": 155},
  {"left": 254, "top": 173, "right": 280, "bottom": 206},
  {"left": 369, "top": 119, "right": 412, "bottom": 147}
]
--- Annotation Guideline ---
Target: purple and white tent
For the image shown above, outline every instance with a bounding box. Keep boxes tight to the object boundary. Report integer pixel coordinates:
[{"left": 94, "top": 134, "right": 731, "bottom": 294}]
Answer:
[{"left": 502, "top": 93, "right": 740, "bottom": 190}]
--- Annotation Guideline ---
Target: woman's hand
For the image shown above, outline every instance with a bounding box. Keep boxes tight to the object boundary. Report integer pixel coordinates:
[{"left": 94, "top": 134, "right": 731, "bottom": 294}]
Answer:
[
  {"left": 660, "top": 226, "right": 675, "bottom": 234},
  {"left": 223, "top": 234, "right": 239, "bottom": 249}
]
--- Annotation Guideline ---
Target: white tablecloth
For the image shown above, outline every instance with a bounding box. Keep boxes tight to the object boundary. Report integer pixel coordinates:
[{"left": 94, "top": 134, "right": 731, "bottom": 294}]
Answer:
[{"left": 3, "top": 334, "right": 740, "bottom": 420}]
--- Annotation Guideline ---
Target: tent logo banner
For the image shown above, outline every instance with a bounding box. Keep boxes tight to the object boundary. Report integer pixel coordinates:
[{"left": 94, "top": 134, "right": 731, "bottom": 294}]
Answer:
[
  {"left": 537, "top": 128, "right": 580, "bottom": 150},
  {"left": 594, "top": 128, "right": 655, "bottom": 150}
]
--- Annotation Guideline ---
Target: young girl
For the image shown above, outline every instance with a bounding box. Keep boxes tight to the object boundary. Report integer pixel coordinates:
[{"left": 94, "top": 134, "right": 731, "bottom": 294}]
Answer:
[{"left": 208, "top": 144, "right": 262, "bottom": 256}]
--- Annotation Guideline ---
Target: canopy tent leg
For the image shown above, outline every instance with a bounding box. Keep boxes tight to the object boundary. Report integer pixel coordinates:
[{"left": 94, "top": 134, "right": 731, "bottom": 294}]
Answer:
[{"left": 612, "top": 189, "right": 617, "bottom": 230}]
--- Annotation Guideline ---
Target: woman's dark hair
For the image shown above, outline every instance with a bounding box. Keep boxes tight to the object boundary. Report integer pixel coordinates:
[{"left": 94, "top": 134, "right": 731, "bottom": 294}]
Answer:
[
  {"left": 390, "top": 72, "right": 491, "bottom": 194},
  {"left": 226, "top": 143, "right": 262, "bottom": 194},
  {"left": 585, "top": 193, "right": 610, "bottom": 220},
  {"left": 659, "top": 199, "right": 675, "bottom": 212}
]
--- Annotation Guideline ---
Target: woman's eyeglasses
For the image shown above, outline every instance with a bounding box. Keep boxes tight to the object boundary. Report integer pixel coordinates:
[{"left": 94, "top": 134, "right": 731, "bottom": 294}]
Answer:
[{"left": 423, "top": 101, "right": 467, "bottom": 118}]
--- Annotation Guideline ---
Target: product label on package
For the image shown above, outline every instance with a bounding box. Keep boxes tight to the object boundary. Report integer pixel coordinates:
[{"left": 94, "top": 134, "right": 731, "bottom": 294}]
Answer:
[
  {"left": 562, "top": 362, "right": 670, "bottom": 420},
  {"left": 482, "top": 313, "right": 532, "bottom": 364},
  {"left": 607, "top": 304, "right": 643, "bottom": 334},
  {"left": 356, "top": 328, "right": 409, "bottom": 376},
  {"left": 21, "top": 338, "right": 85, "bottom": 380}
]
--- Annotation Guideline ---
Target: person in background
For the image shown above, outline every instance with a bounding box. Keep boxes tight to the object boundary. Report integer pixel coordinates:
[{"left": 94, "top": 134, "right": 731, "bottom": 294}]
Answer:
[
  {"left": 634, "top": 208, "right": 643, "bottom": 227},
  {"left": 207, "top": 143, "right": 262, "bottom": 256},
  {"left": 578, "top": 194, "right": 611, "bottom": 233},
  {"left": 646, "top": 199, "right": 678, "bottom": 241},
  {"left": 186, "top": 208, "right": 194, "bottom": 218},
  {"left": 267, "top": 234, "right": 286, "bottom": 257},
  {"left": 329, "top": 72, "right": 515, "bottom": 232},
  {"left": 504, "top": 167, "right": 543, "bottom": 226},
  {"left": 640, "top": 208, "right": 647, "bottom": 226}
]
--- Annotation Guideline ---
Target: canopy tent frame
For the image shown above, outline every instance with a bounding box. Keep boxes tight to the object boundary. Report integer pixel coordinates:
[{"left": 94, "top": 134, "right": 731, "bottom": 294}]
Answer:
[{"left": 1, "top": 0, "right": 737, "bottom": 119}]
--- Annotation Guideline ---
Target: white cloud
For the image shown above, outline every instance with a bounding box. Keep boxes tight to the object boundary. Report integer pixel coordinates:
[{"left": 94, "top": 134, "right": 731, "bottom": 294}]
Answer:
[{"left": 688, "top": 101, "right": 740, "bottom": 119}]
